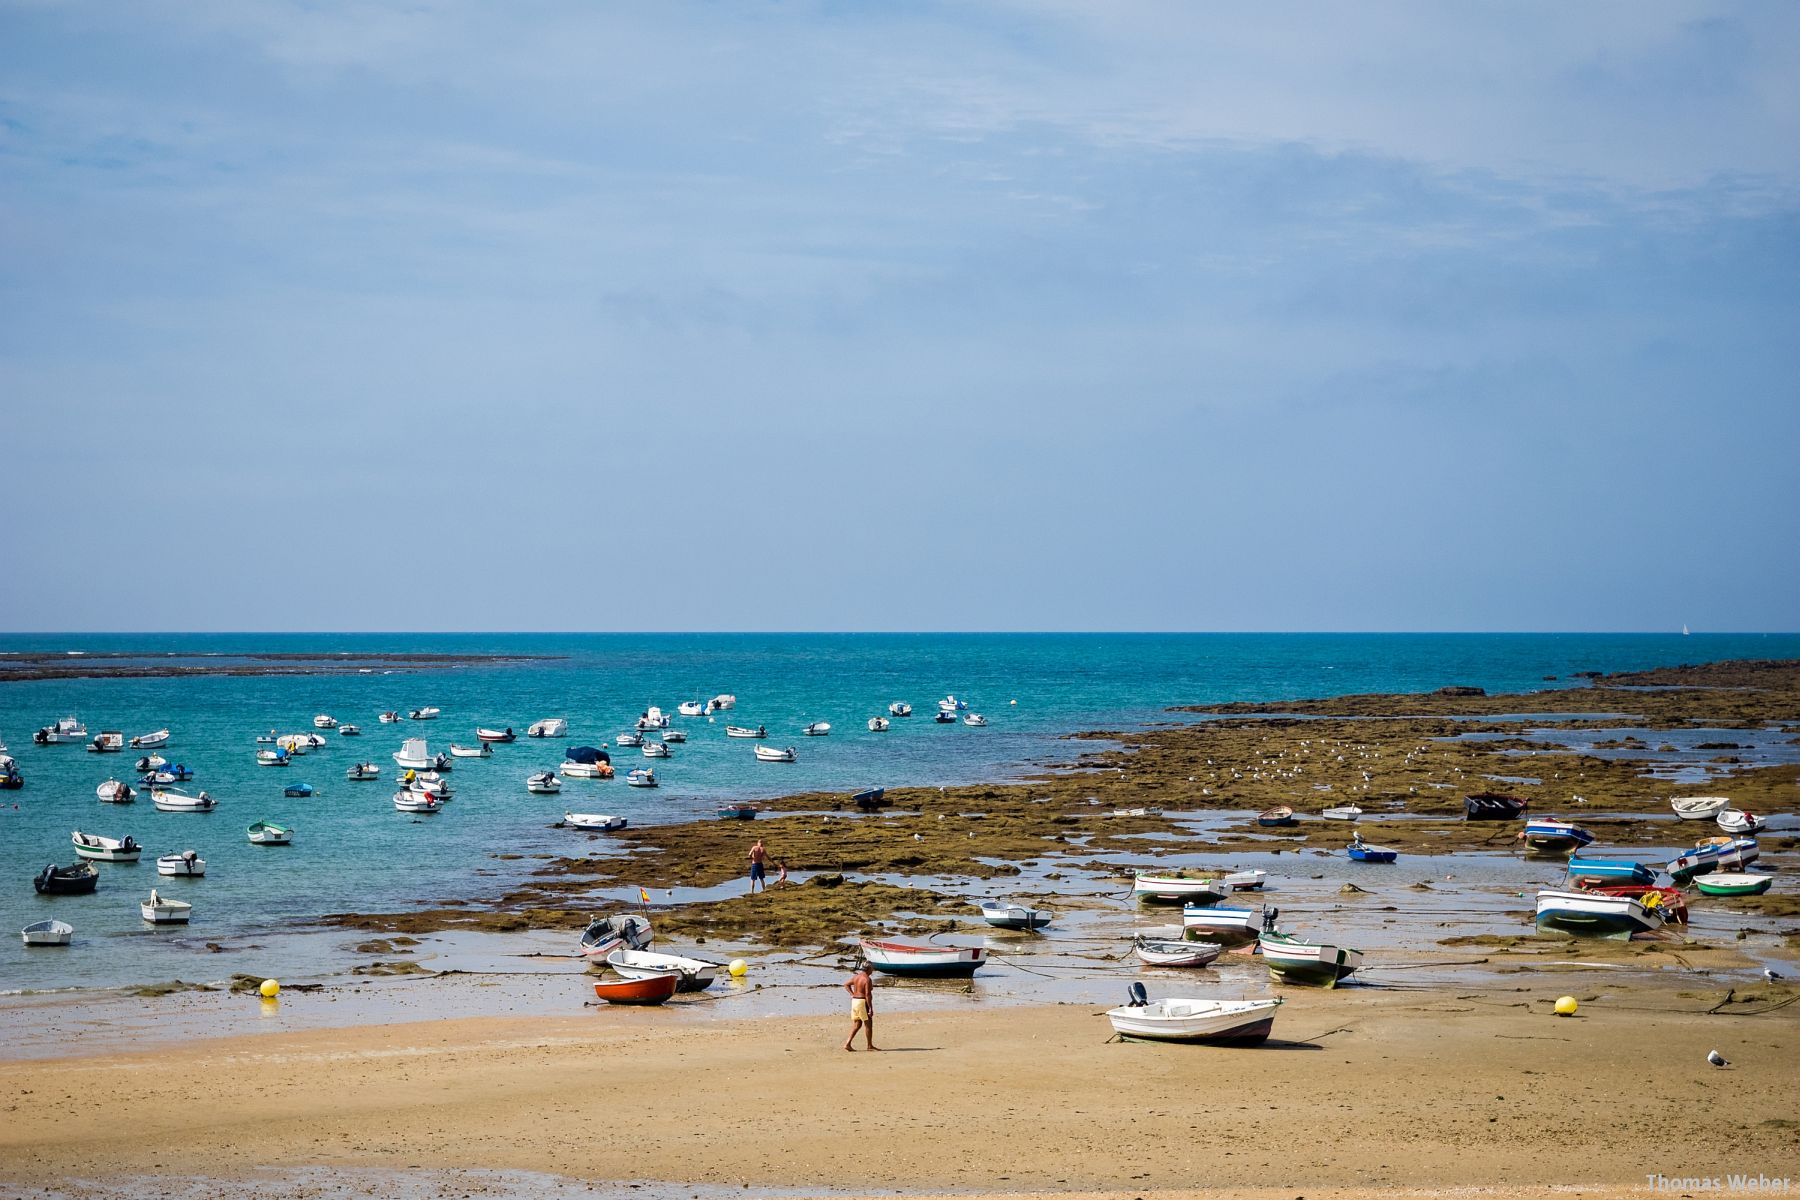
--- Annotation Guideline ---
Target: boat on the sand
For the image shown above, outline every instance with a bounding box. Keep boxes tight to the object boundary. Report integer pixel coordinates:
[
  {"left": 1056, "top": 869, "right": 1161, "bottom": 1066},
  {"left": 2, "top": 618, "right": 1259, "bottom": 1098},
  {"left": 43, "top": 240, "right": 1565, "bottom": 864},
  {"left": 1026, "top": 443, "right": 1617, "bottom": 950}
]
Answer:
[{"left": 1106, "top": 994, "right": 1283, "bottom": 1044}]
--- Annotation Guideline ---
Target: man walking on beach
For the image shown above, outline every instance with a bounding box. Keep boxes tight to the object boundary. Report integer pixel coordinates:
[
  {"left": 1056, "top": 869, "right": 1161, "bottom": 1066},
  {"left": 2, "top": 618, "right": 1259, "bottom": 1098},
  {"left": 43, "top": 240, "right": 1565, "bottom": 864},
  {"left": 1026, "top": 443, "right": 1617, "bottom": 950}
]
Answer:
[
  {"left": 748, "top": 838, "right": 768, "bottom": 894},
  {"left": 844, "top": 961, "right": 878, "bottom": 1051}
]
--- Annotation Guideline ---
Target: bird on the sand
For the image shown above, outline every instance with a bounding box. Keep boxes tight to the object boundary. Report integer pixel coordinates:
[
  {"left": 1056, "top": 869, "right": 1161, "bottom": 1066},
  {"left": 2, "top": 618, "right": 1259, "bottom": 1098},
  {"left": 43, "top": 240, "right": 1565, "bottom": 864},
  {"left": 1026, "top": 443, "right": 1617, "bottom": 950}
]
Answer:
[
  {"left": 1765, "top": 968, "right": 1783, "bottom": 982},
  {"left": 1707, "top": 1049, "right": 1731, "bottom": 1068}
]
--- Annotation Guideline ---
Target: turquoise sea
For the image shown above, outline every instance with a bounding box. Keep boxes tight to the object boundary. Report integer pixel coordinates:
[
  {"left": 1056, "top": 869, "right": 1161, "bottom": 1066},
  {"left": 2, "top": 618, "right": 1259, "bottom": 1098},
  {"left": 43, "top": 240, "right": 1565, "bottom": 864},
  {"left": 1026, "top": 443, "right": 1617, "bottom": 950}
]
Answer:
[{"left": 3, "top": 632, "right": 1795, "bottom": 994}]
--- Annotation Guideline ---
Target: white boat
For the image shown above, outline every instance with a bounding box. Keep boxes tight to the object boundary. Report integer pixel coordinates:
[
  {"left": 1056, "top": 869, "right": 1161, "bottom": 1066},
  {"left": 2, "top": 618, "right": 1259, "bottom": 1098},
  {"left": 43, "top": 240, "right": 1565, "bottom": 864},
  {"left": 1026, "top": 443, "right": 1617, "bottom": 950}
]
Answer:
[
  {"left": 578, "top": 914, "right": 653, "bottom": 959},
  {"left": 527, "top": 771, "right": 563, "bottom": 794},
  {"left": 1535, "top": 888, "right": 1666, "bottom": 938},
  {"left": 156, "top": 850, "right": 206, "bottom": 877},
  {"left": 677, "top": 701, "right": 706, "bottom": 717},
  {"left": 1132, "top": 872, "right": 1225, "bottom": 905},
  {"left": 1222, "top": 870, "right": 1267, "bottom": 892},
  {"left": 449, "top": 743, "right": 491, "bottom": 758},
  {"left": 55, "top": 716, "right": 88, "bottom": 739},
  {"left": 140, "top": 889, "right": 193, "bottom": 924},
  {"left": 313, "top": 714, "right": 338, "bottom": 729},
  {"left": 1134, "top": 938, "right": 1225, "bottom": 968},
  {"left": 1716, "top": 809, "right": 1767, "bottom": 835},
  {"left": 607, "top": 948, "right": 719, "bottom": 992},
  {"left": 409, "top": 771, "right": 453, "bottom": 797},
  {"left": 1321, "top": 805, "right": 1363, "bottom": 821},
  {"left": 625, "top": 768, "right": 658, "bottom": 788},
  {"left": 662, "top": 729, "right": 688, "bottom": 744},
  {"left": 277, "top": 736, "right": 308, "bottom": 755},
  {"left": 135, "top": 754, "right": 167, "bottom": 771},
  {"left": 1105, "top": 996, "right": 1283, "bottom": 1044},
  {"left": 725, "top": 725, "right": 766, "bottom": 739},
  {"left": 476, "top": 727, "right": 515, "bottom": 743},
  {"left": 636, "top": 707, "right": 671, "bottom": 729},
  {"left": 72, "top": 830, "right": 142, "bottom": 862},
  {"left": 974, "top": 900, "right": 1052, "bottom": 931},
  {"left": 803, "top": 722, "right": 832, "bottom": 736},
  {"left": 709, "top": 694, "right": 737, "bottom": 712},
  {"left": 378, "top": 711, "right": 403, "bottom": 724},
  {"left": 1258, "top": 930, "right": 1365, "bottom": 986},
  {"left": 867, "top": 717, "right": 890, "bottom": 732},
  {"left": 338, "top": 723, "right": 361, "bottom": 736},
  {"left": 393, "top": 738, "right": 432, "bottom": 770},
  {"left": 754, "top": 745, "right": 797, "bottom": 763},
  {"left": 1181, "top": 904, "right": 1266, "bottom": 949},
  {"left": 407, "top": 707, "right": 441, "bottom": 721},
  {"left": 97, "top": 780, "right": 136, "bottom": 804},
  {"left": 346, "top": 762, "right": 381, "bottom": 781},
  {"left": 888, "top": 702, "right": 912, "bottom": 718},
  {"left": 22, "top": 919, "right": 74, "bottom": 947},
  {"left": 859, "top": 939, "right": 987, "bottom": 977},
  {"left": 247, "top": 821, "right": 293, "bottom": 846},
  {"left": 130, "top": 729, "right": 171, "bottom": 749},
  {"left": 1671, "top": 796, "right": 1732, "bottom": 821},
  {"left": 559, "top": 760, "right": 611, "bottom": 779},
  {"left": 616, "top": 732, "right": 644, "bottom": 748},
  {"left": 86, "top": 731, "right": 125, "bottom": 753},
  {"left": 963, "top": 713, "right": 987, "bottom": 727},
  {"left": 394, "top": 790, "right": 440, "bottom": 813},
  {"left": 565, "top": 811, "right": 626, "bottom": 832},
  {"left": 152, "top": 788, "right": 215, "bottom": 813},
  {"left": 256, "top": 748, "right": 289, "bottom": 766},
  {"left": 641, "top": 741, "right": 671, "bottom": 758},
  {"left": 937, "top": 696, "right": 965, "bottom": 713},
  {"left": 32, "top": 726, "right": 59, "bottom": 745},
  {"left": 528, "top": 718, "right": 568, "bottom": 738}
]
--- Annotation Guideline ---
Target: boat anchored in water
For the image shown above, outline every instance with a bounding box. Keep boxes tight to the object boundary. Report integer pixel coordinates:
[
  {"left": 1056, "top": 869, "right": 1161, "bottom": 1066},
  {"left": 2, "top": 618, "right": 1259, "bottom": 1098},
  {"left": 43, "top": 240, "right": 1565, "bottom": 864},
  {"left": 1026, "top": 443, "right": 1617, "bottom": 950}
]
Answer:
[
  {"left": 248, "top": 821, "right": 294, "bottom": 845},
  {"left": 71, "top": 831, "right": 140, "bottom": 862},
  {"left": 156, "top": 850, "right": 206, "bottom": 877},
  {"left": 565, "top": 812, "right": 626, "bottom": 832},
  {"left": 140, "top": 889, "right": 192, "bottom": 925},
  {"left": 22, "top": 919, "right": 74, "bottom": 947},
  {"left": 152, "top": 788, "right": 215, "bottom": 813},
  {"left": 754, "top": 745, "right": 797, "bottom": 763},
  {"left": 527, "top": 771, "right": 563, "bottom": 794}
]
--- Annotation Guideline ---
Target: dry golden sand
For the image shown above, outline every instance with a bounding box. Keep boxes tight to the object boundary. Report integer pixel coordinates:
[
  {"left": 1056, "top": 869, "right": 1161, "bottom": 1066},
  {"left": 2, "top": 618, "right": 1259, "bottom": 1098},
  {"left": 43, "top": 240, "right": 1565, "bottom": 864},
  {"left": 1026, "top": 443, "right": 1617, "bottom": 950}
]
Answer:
[{"left": 3, "top": 985, "right": 1796, "bottom": 1197}]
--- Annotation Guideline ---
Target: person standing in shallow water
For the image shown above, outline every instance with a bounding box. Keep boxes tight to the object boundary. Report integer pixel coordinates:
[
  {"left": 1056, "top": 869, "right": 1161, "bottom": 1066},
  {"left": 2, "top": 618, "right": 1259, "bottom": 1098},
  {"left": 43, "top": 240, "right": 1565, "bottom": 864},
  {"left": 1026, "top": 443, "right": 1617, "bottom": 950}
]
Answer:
[
  {"left": 844, "top": 962, "right": 878, "bottom": 1051},
  {"left": 748, "top": 837, "right": 768, "bottom": 894}
]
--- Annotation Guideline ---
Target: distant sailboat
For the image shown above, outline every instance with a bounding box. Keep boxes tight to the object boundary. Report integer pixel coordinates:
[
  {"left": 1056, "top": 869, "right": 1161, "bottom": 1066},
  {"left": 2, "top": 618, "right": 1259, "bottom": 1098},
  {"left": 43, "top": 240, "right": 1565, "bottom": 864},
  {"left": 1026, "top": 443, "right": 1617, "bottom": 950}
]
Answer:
[{"left": 1682, "top": 623, "right": 1690, "bottom": 636}]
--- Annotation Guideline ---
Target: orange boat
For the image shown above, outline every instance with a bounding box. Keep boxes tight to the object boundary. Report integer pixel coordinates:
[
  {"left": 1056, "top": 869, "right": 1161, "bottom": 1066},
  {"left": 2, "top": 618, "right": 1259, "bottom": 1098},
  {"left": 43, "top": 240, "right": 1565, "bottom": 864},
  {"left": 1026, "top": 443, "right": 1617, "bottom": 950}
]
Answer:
[{"left": 592, "top": 971, "right": 679, "bottom": 1005}]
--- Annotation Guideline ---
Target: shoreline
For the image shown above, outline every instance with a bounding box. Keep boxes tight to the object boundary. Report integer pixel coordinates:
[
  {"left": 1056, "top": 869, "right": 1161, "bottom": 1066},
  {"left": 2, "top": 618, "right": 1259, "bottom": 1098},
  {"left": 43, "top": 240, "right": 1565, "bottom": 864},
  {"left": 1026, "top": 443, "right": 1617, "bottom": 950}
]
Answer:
[{"left": 0, "top": 650, "right": 559, "bottom": 683}]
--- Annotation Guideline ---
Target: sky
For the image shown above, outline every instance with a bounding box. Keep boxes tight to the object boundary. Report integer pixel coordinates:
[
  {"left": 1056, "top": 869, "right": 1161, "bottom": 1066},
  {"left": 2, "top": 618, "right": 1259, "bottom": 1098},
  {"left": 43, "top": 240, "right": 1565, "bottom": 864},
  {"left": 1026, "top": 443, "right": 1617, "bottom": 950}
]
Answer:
[{"left": 1, "top": 1, "right": 1796, "bottom": 632}]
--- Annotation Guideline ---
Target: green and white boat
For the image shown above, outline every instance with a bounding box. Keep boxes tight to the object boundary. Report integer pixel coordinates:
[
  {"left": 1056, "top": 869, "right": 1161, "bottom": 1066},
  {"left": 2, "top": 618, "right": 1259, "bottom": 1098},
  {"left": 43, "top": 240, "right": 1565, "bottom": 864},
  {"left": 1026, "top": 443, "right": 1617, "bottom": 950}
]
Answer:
[
  {"left": 1258, "top": 929, "right": 1364, "bottom": 988},
  {"left": 247, "top": 821, "right": 294, "bottom": 846},
  {"left": 1694, "top": 873, "right": 1773, "bottom": 897}
]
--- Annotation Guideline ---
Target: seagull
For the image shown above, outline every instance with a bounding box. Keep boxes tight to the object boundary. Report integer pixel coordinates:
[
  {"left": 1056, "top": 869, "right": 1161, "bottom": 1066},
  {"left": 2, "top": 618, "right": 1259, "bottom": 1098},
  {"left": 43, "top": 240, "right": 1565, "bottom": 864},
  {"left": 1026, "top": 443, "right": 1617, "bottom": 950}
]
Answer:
[
  {"left": 1707, "top": 1049, "right": 1731, "bottom": 1068},
  {"left": 1766, "top": 968, "right": 1783, "bottom": 982}
]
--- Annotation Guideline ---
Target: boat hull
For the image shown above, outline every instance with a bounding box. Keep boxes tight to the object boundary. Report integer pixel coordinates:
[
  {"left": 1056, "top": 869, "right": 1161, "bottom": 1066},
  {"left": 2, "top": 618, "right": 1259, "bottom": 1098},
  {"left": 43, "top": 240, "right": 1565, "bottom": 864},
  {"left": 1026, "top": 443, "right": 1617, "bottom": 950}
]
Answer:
[
  {"left": 1535, "top": 889, "right": 1664, "bottom": 939},
  {"left": 860, "top": 939, "right": 988, "bottom": 977},
  {"left": 1106, "top": 998, "right": 1283, "bottom": 1044},
  {"left": 1258, "top": 933, "right": 1363, "bottom": 987},
  {"left": 1133, "top": 875, "right": 1226, "bottom": 906},
  {"left": 1694, "top": 873, "right": 1773, "bottom": 897},
  {"left": 592, "top": 973, "right": 679, "bottom": 1005}
]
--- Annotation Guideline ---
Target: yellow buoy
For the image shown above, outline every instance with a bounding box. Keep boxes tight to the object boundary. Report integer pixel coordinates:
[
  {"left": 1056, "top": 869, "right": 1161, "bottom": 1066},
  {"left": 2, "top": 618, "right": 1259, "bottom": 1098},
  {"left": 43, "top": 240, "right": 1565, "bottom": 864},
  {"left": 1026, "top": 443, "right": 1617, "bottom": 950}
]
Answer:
[
  {"left": 1554, "top": 995, "right": 1577, "bottom": 1016},
  {"left": 259, "top": 978, "right": 281, "bottom": 998},
  {"left": 727, "top": 959, "right": 748, "bottom": 978}
]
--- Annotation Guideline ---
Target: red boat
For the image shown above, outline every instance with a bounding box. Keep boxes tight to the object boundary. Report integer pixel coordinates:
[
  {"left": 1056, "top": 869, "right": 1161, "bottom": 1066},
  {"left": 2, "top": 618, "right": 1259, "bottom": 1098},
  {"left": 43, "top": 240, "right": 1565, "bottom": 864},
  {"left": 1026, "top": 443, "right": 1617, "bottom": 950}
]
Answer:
[
  {"left": 592, "top": 971, "right": 679, "bottom": 1005},
  {"left": 1573, "top": 882, "right": 1688, "bottom": 923}
]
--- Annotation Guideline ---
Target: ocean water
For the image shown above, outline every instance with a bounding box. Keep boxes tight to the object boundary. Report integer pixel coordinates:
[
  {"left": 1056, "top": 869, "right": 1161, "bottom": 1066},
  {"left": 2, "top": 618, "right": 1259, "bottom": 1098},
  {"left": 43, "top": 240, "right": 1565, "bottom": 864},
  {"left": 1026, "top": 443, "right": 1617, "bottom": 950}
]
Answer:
[{"left": 2, "top": 631, "right": 1794, "bottom": 993}]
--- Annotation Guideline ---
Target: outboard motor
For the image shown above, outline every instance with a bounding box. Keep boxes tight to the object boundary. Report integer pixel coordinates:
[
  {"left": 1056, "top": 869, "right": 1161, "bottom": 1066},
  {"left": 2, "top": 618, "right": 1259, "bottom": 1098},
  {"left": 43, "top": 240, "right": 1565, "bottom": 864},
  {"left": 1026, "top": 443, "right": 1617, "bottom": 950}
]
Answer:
[
  {"left": 1262, "top": 906, "right": 1279, "bottom": 933},
  {"left": 1127, "top": 981, "right": 1149, "bottom": 1008}
]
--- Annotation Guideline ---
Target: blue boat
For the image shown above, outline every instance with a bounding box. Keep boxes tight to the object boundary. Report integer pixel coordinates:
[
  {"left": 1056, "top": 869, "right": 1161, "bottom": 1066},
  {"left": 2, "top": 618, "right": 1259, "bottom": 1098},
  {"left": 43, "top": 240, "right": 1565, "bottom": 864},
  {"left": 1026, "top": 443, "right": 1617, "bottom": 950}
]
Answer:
[
  {"left": 1566, "top": 856, "right": 1657, "bottom": 884},
  {"left": 1346, "top": 835, "right": 1397, "bottom": 864},
  {"left": 1522, "top": 818, "right": 1594, "bottom": 854},
  {"left": 1664, "top": 837, "right": 1758, "bottom": 882},
  {"left": 283, "top": 783, "right": 315, "bottom": 798}
]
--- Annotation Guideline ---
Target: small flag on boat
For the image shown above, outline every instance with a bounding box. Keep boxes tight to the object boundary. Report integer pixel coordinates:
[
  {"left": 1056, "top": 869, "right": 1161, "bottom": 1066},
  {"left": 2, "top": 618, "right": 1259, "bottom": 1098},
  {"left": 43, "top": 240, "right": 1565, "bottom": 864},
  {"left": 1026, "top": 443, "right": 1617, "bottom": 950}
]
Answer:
[{"left": 639, "top": 887, "right": 650, "bottom": 904}]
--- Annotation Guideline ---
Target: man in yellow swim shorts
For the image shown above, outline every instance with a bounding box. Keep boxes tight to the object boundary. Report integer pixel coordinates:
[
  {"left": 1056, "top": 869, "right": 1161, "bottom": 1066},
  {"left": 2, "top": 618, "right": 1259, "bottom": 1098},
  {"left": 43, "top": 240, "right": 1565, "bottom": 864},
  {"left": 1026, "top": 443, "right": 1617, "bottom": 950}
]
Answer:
[{"left": 844, "top": 961, "right": 878, "bottom": 1052}]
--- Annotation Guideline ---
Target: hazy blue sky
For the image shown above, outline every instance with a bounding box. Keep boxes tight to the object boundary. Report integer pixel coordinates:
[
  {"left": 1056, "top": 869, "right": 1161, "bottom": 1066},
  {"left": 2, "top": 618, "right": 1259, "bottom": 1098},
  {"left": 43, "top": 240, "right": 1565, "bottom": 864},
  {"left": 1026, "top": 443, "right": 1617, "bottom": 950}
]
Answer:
[{"left": 2, "top": 2, "right": 1796, "bottom": 632}]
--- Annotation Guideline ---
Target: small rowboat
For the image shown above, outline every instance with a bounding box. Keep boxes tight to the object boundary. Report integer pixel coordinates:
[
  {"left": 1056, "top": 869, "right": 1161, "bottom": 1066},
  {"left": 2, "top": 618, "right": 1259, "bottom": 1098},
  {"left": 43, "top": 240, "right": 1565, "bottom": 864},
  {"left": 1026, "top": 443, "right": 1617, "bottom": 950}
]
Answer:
[
  {"left": 34, "top": 862, "right": 99, "bottom": 895},
  {"left": 1664, "top": 837, "right": 1759, "bottom": 882},
  {"left": 1346, "top": 835, "right": 1397, "bottom": 864},
  {"left": 888, "top": 702, "right": 912, "bottom": 717},
  {"left": 717, "top": 802, "right": 759, "bottom": 820},
  {"left": 1257, "top": 805, "right": 1296, "bottom": 828},
  {"left": 1522, "top": 818, "right": 1594, "bottom": 853},
  {"left": 87, "top": 731, "right": 125, "bottom": 753},
  {"left": 393, "top": 791, "right": 440, "bottom": 813},
  {"left": 1566, "top": 856, "right": 1657, "bottom": 884},
  {"left": 625, "top": 768, "right": 658, "bottom": 788},
  {"left": 1132, "top": 872, "right": 1225, "bottom": 906},
  {"left": 1258, "top": 930, "right": 1363, "bottom": 987},
  {"left": 449, "top": 743, "right": 491, "bottom": 758},
  {"left": 661, "top": 729, "right": 687, "bottom": 744},
  {"left": 247, "top": 821, "right": 294, "bottom": 845},
  {"left": 592, "top": 972, "right": 679, "bottom": 1005},
  {"left": 962, "top": 713, "right": 987, "bottom": 726},
  {"left": 560, "top": 760, "right": 612, "bottom": 779},
  {"left": 565, "top": 812, "right": 626, "bottom": 832},
  {"left": 850, "top": 787, "right": 888, "bottom": 811},
  {"left": 96, "top": 780, "right": 136, "bottom": 804},
  {"left": 1222, "top": 870, "right": 1267, "bottom": 892},
  {"left": 338, "top": 724, "right": 360, "bottom": 736},
  {"left": 859, "top": 939, "right": 988, "bottom": 978},
  {"left": 1572, "top": 881, "right": 1686, "bottom": 922},
  {"left": 1535, "top": 888, "right": 1666, "bottom": 938},
  {"left": 1694, "top": 873, "right": 1773, "bottom": 897},
  {"left": 135, "top": 754, "right": 167, "bottom": 772},
  {"left": 725, "top": 725, "right": 766, "bottom": 739},
  {"left": 378, "top": 712, "right": 403, "bottom": 724},
  {"left": 641, "top": 741, "right": 671, "bottom": 758},
  {"left": 1716, "top": 809, "right": 1766, "bottom": 835},
  {"left": 1106, "top": 996, "right": 1283, "bottom": 1044},
  {"left": 607, "top": 948, "right": 720, "bottom": 992},
  {"left": 974, "top": 899, "right": 1052, "bottom": 931},
  {"left": 313, "top": 715, "right": 338, "bottom": 729},
  {"left": 754, "top": 745, "right": 796, "bottom": 763},
  {"left": 1134, "top": 937, "right": 1224, "bottom": 968},
  {"left": 1465, "top": 792, "right": 1529, "bottom": 820},
  {"left": 152, "top": 788, "right": 215, "bottom": 813},
  {"left": 527, "top": 772, "right": 562, "bottom": 794},
  {"left": 803, "top": 722, "right": 832, "bottom": 736},
  {"left": 130, "top": 729, "right": 171, "bottom": 748},
  {"left": 1320, "top": 805, "right": 1363, "bottom": 821},
  {"left": 527, "top": 718, "right": 567, "bottom": 738},
  {"left": 579, "top": 914, "right": 654, "bottom": 959},
  {"left": 1671, "top": 795, "right": 1731, "bottom": 821},
  {"left": 476, "top": 727, "right": 516, "bottom": 743},
  {"left": 140, "top": 889, "right": 192, "bottom": 924},
  {"left": 346, "top": 763, "right": 381, "bottom": 781},
  {"left": 867, "top": 717, "right": 890, "bottom": 732},
  {"left": 407, "top": 707, "right": 441, "bottom": 721},
  {"left": 22, "top": 919, "right": 74, "bottom": 947},
  {"left": 156, "top": 850, "right": 206, "bottom": 877},
  {"left": 256, "top": 749, "right": 289, "bottom": 766},
  {"left": 71, "top": 831, "right": 141, "bottom": 862},
  {"left": 616, "top": 732, "right": 644, "bottom": 748}
]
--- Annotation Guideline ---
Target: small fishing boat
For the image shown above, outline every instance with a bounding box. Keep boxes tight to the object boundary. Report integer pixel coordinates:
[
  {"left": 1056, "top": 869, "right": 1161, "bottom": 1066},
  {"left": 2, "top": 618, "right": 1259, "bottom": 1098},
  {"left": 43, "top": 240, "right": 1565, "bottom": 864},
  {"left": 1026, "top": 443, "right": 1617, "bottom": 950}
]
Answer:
[
  {"left": 283, "top": 783, "right": 314, "bottom": 798},
  {"left": 1320, "top": 805, "right": 1363, "bottom": 821},
  {"left": 725, "top": 725, "right": 766, "bottom": 739},
  {"left": 1133, "top": 872, "right": 1226, "bottom": 906},
  {"left": 154, "top": 763, "right": 194, "bottom": 782},
  {"left": 476, "top": 727, "right": 516, "bottom": 743},
  {"left": 635, "top": 707, "right": 670, "bottom": 730},
  {"left": 1535, "top": 888, "right": 1666, "bottom": 938},
  {"left": 607, "top": 948, "right": 720, "bottom": 992},
  {"left": 1664, "top": 837, "right": 1759, "bottom": 881},
  {"left": 33, "top": 726, "right": 60, "bottom": 745},
  {"left": 1522, "top": 818, "right": 1595, "bottom": 854},
  {"left": 247, "top": 821, "right": 294, "bottom": 845},
  {"left": 1465, "top": 793, "right": 1529, "bottom": 821},
  {"left": 661, "top": 729, "right": 687, "bottom": 744},
  {"left": 1670, "top": 795, "right": 1731, "bottom": 821},
  {"left": 1346, "top": 835, "right": 1398, "bottom": 864},
  {"left": 71, "top": 831, "right": 140, "bottom": 862},
  {"left": 527, "top": 718, "right": 568, "bottom": 738},
  {"left": 560, "top": 759, "right": 613, "bottom": 779},
  {"left": 1257, "top": 805, "right": 1296, "bottom": 828},
  {"left": 938, "top": 696, "right": 966, "bottom": 713},
  {"left": 130, "top": 729, "right": 171, "bottom": 749},
  {"left": 87, "top": 731, "right": 125, "bottom": 753},
  {"left": 152, "top": 788, "right": 215, "bottom": 813},
  {"left": 1566, "top": 855, "right": 1657, "bottom": 884},
  {"left": 867, "top": 717, "right": 890, "bottom": 732},
  {"left": 54, "top": 716, "right": 88, "bottom": 740},
  {"left": 0, "top": 762, "right": 22, "bottom": 789},
  {"left": 888, "top": 702, "right": 912, "bottom": 718},
  {"left": 1222, "top": 870, "right": 1267, "bottom": 892},
  {"left": 409, "top": 771, "right": 453, "bottom": 798},
  {"left": 934, "top": 711, "right": 956, "bottom": 723},
  {"left": 313, "top": 715, "right": 338, "bottom": 729},
  {"left": 448, "top": 743, "right": 491, "bottom": 758},
  {"left": 1134, "top": 937, "right": 1224, "bottom": 968},
  {"left": 1106, "top": 995, "right": 1283, "bottom": 1044},
  {"left": 156, "top": 850, "right": 206, "bottom": 877},
  {"left": 754, "top": 745, "right": 797, "bottom": 763},
  {"left": 709, "top": 694, "right": 737, "bottom": 713},
  {"left": 97, "top": 780, "right": 136, "bottom": 804},
  {"left": 346, "top": 763, "right": 381, "bottom": 781},
  {"left": 625, "top": 768, "right": 658, "bottom": 788},
  {"left": 1572, "top": 881, "right": 1686, "bottom": 922},
  {"left": 527, "top": 771, "right": 563, "bottom": 794},
  {"left": 1258, "top": 929, "right": 1364, "bottom": 987},
  {"left": 677, "top": 701, "right": 706, "bottom": 717},
  {"left": 393, "top": 791, "right": 440, "bottom": 813},
  {"left": 641, "top": 741, "right": 671, "bottom": 758},
  {"left": 1694, "top": 873, "right": 1774, "bottom": 897},
  {"left": 394, "top": 739, "right": 451, "bottom": 772},
  {"left": 338, "top": 723, "right": 360, "bottom": 736},
  {"left": 34, "top": 862, "right": 99, "bottom": 894},
  {"left": 22, "top": 919, "right": 74, "bottom": 947},
  {"left": 277, "top": 736, "right": 309, "bottom": 754},
  {"left": 803, "top": 721, "right": 832, "bottom": 736},
  {"left": 379, "top": 711, "right": 403, "bottom": 724},
  {"left": 140, "top": 889, "right": 192, "bottom": 924},
  {"left": 616, "top": 732, "right": 644, "bottom": 748},
  {"left": 592, "top": 972, "right": 680, "bottom": 1005},
  {"left": 565, "top": 812, "right": 627, "bottom": 832},
  {"left": 963, "top": 713, "right": 987, "bottom": 727},
  {"left": 974, "top": 899, "right": 1052, "bottom": 931},
  {"left": 135, "top": 754, "right": 168, "bottom": 772},
  {"left": 717, "top": 802, "right": 760, "bottom": 820},
  {"left": 850, "top": 786, "right": 888, "bottom": 811},
  {"left": 407, "top": 707, "right": 441, "bottom": 721},
  {"left": 1716, "top": 809, "right": 1767, "bottom": 835},
  {"left": 578, "top": 914, "right": 653, "bottom": 959},
  {"left": 859, "top": 939, "right": 988, "bottom": 978}
]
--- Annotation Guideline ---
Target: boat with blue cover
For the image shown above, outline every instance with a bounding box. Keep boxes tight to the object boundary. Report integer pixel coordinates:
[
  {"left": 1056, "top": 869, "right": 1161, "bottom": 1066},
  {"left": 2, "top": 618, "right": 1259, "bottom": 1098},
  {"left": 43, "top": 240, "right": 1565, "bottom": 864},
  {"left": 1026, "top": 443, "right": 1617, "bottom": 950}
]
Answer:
[
  {"left": 1522, "top": 818, "right": 1594, "bottom": 854},
  {"left": 283, "top": 783, "right": 314, "bottom": 798}
]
